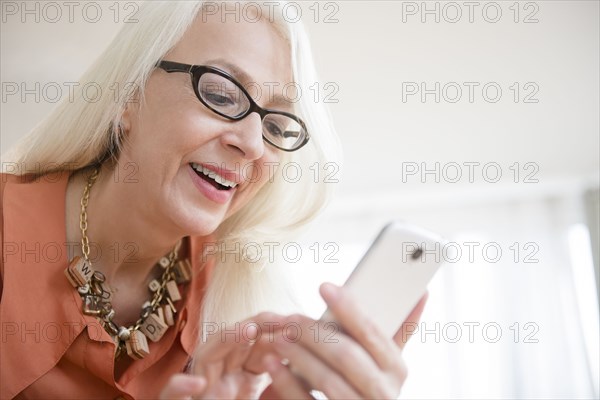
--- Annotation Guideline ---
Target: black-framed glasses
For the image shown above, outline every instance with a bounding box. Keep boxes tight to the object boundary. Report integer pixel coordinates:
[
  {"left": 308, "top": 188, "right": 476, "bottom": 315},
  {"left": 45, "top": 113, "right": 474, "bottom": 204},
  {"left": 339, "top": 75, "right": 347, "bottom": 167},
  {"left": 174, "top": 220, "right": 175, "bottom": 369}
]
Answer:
[{"left": 156, "top": 60, "right": 310, "bottom": 152}]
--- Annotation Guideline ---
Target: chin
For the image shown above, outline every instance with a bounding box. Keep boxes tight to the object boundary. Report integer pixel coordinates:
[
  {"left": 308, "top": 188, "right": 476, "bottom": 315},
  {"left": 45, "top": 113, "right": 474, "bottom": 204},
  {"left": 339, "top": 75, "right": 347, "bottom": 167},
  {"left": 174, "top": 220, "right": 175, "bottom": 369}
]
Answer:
[
  {"left": 183, "top": 214, "right": 224, "bottom": 238},
  {"left": 163, "top": 202, "right": 224, "bottom": 238}
]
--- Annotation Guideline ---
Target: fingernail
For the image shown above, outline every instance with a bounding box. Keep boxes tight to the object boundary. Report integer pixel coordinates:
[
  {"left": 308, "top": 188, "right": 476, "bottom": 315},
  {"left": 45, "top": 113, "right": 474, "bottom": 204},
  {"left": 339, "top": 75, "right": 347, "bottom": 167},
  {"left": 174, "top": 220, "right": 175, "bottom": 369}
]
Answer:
[{"left": 320, "top": 282, "right": 340, "bottom": 303}]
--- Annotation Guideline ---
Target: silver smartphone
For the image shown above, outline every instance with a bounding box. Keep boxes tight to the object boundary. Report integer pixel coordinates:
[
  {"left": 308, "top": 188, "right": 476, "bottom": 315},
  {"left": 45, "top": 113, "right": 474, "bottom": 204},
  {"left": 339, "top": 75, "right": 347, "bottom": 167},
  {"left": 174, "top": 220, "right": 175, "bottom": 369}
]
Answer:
[{"left": 320, "top": 221, "right": 448, "bottom": 338}]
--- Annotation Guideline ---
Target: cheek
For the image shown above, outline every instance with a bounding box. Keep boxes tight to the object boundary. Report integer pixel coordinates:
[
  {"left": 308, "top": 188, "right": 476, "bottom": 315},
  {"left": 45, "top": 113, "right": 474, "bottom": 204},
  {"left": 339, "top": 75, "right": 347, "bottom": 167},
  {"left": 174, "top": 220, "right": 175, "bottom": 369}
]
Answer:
[
  {"left": 253, "top": 151, "right": 281, "bottom": 190},
  {"left": 232, "top": 152, "right": 281, "bottom": 210},
  {"left": 125, "top": 77, "right": 217, "bottom": 165},
  {"left": 126, "top": 106, "right": 219, "bottom": 170}
]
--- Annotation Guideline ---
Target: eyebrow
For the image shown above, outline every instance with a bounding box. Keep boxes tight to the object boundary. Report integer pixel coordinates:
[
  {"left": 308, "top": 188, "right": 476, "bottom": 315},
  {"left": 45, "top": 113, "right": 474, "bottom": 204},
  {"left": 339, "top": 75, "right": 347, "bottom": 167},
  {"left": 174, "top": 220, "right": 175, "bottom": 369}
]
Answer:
[{"left": 204, "top": 58, "right": 294, "bottom": 111}]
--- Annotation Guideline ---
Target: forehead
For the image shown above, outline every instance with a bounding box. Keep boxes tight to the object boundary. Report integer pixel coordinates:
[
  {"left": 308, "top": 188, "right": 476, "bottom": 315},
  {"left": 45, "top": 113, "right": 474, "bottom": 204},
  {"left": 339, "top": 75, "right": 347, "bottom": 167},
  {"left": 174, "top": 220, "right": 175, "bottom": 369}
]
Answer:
[{"left": 166, "top": 12, "right": 293, "bottom": 97}]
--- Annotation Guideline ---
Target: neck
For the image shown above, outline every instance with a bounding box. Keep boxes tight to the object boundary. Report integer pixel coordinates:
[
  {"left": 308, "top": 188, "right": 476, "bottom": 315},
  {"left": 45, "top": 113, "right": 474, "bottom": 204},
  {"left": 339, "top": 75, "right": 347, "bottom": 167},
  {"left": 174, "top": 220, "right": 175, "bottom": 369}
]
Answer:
[{"left": 65, "top": 165, "right": 184, "bottom": 285}]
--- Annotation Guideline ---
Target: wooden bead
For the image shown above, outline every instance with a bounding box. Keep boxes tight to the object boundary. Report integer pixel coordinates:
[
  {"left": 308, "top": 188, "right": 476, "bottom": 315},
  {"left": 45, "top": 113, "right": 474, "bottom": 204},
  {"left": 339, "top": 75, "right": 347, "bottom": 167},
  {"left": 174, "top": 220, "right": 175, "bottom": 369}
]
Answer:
[
  {"left": 173, "top": 259, "right": 192, "bottom": 283},
  {"left": 159, "top": 257, "right": 170, "bottom": 268},
  {"left": 126, "top": 330, "right": 149, "bottom": 360},
  {"left": 155, "top": 307, "right": 165, "bottom": 324},
  {"left": 67, "top": 256, "right": 94, "bottom": 286},
  {"left": 148, "top": 279, "right": 161, "bottom": 292},
  {"left": 64, "top": 267, "right": 79, "bottom": 287},
  {"left": 165, "top": 280, "right": 181, "bottom": 302},
  {"left": 139, "top": 313, "right": 168, "bottom": 342},
  {"left": 82, "top": 295, "right": 102, "bottom": 316},
  {"left": 163, "top": 304, "right": 174, "bottom": 326}
]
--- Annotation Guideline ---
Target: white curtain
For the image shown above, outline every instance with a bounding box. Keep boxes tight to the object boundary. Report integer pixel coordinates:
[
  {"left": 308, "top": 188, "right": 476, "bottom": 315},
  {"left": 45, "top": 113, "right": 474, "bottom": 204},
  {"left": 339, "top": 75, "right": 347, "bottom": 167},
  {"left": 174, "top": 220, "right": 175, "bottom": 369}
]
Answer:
[{"left": 288, "top": 182, "right": 599, "bottom": 399}]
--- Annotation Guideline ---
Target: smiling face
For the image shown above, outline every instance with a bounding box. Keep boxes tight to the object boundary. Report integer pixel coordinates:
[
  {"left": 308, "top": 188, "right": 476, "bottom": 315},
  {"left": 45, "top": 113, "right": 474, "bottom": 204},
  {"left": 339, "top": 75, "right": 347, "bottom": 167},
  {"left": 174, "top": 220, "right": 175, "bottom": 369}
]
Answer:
[{"left": 119, "top": 13, "right": 293, "bottom": 237}]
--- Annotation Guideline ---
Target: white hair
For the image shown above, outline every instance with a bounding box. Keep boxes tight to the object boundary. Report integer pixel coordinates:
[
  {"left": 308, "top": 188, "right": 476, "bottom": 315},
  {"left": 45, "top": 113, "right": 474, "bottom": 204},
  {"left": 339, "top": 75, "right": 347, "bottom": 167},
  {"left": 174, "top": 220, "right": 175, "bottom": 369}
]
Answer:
[{"left": 3, "top": 1, "right": 341, "bottom": 332}]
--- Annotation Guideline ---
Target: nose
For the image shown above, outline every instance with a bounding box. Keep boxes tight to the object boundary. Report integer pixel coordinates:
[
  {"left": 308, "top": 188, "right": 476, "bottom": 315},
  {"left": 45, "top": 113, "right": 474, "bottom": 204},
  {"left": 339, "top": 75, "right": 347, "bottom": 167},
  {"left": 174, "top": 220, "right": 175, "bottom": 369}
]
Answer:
[{"left": 220, "top": 112, "right": 265, "bottom": 160}]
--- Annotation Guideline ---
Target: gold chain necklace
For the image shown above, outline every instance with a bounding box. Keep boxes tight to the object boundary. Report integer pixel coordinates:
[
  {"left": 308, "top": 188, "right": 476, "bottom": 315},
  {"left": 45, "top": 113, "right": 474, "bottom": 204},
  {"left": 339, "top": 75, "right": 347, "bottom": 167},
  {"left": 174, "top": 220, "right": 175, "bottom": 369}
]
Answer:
[{"left": 64, "top": 167, "right": 193, "bottom": 360}]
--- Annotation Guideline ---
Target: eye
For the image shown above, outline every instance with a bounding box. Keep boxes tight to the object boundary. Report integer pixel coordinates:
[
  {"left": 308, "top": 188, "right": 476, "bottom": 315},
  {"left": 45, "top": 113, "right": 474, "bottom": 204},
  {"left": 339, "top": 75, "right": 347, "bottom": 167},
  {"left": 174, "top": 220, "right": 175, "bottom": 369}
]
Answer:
[
  {"left": 264, "top": 120, "right": 284, "bottom": 137},
  {"left": 203, "top": 91, "right": 235, "bottom": 107}
]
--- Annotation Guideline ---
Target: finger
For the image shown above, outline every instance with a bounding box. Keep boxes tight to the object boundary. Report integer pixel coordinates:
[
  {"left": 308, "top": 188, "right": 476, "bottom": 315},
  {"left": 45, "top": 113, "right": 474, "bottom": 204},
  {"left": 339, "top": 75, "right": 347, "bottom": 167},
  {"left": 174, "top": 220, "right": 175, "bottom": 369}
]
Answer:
[
  {"left": 262, "top": 354, "right": 313, "bottom": 400},
  {"left": 196, "top": 312, "right": 284, "bottom": 364},
  {"left": 224, "top": 321, "right": 260, "bottom": 372},
  {"left": 243, "top": 326, "right": 281, "bottom": 374},
  {"left": 228, "top": 314, "right": 290, "bottom": 374},
  {"left": 282, "top": 314, "right": 398, "bottom": 399},
  {"left": 159, "top": 374, "right": 206, "bottom": 400},
  {"left": 194, "top": 313, "right": 285, "bottom": 380},
  {"left": 273, "top": 336, "right": 364, "bottom": 399},
  {"left": 319, "top": 282, "right": 399, "bottom": 370},
  {"left": 194, "top": 323, "right": 249, "bottom": 381},
  {"left": 243, "top": 313, "right": 293, "bottom": 374},
  {"left": 394, "top": 291, "right": 429, "bottom": 350}
]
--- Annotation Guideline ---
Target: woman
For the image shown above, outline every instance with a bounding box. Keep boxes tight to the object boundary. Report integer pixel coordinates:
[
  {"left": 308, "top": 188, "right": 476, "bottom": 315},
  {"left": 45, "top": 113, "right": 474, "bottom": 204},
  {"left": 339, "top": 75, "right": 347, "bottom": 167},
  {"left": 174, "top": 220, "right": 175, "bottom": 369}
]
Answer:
[{"left": 0, "top": 1, "right": 426, "bottom": 398}]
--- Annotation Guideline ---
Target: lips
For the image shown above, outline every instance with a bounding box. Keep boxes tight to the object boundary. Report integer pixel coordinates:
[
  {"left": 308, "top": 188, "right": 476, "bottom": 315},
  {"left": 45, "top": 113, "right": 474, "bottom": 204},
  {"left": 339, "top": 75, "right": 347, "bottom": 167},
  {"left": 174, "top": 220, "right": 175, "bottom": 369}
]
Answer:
[
  {"left": 187, "top": 164, "right": 237, "bottom": 204},
  {"left": 190, "top": 162, "right": 237, "bottom": 191}
]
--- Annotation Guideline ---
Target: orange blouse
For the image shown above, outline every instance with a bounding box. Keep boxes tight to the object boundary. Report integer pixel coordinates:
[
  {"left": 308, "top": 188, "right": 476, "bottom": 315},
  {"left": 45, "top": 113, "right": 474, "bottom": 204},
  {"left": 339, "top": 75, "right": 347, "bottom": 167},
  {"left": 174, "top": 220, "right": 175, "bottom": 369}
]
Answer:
[{"left": 0, "top": 171, "right": 214, "bottom": 399}]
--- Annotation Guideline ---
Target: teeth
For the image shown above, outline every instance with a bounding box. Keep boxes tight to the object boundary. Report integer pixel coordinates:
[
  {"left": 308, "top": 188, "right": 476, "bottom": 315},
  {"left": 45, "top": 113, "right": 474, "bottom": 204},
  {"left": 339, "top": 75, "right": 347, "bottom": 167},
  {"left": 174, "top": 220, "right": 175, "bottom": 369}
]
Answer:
[{"left": 191, "top": 163, "right": 237, "bottom": 188}]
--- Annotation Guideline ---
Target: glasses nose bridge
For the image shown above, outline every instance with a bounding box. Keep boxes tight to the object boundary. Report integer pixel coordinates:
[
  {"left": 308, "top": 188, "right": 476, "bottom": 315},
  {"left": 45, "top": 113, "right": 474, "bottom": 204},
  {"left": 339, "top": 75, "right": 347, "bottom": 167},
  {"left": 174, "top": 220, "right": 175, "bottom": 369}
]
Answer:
[
  {"left": 241, "top": 107, "right": 266, "bottom": 137},
  {"left": 232, "top": 104, "right": 266, "bottom": 158},
  {"left": 241, "top": 98, "right": 269, "bottom": 122},
  {"left": 242, "top": 91, "right": 269, "bottom": 121}
]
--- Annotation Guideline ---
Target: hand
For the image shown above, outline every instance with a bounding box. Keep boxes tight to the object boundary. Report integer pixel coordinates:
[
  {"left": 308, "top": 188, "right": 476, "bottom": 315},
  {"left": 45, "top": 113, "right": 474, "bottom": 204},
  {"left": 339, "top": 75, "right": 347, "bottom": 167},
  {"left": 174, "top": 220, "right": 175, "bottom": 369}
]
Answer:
[
  {"left": 160, "top": 312, "right": 285, "bottom": 400},
  {"left": 159, "top": 374, "right": 206, "bottom": 400},
  {"left": 259, "top": 284, "right": 428, "bottom": 399}
]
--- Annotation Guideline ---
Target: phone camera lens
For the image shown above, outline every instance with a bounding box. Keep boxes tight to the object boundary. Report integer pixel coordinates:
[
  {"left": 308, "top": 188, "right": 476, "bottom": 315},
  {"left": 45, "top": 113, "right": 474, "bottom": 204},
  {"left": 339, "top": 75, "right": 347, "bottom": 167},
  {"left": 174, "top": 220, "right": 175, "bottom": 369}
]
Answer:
[{"left": 411, "top": 247, "right": 423, "bottom": 260}]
